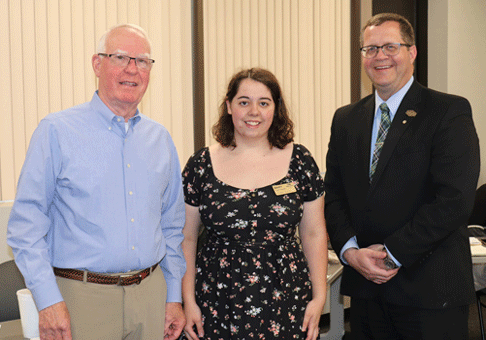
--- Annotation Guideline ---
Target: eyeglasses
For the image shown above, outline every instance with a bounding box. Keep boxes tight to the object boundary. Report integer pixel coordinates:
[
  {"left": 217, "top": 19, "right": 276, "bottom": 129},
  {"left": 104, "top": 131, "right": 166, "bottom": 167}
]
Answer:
[
  {"left": 98, "top": 53, "right": 155, "bottom": 71},
  {"left": 360, "top": 43, "right": 411, "bottom": 59}
]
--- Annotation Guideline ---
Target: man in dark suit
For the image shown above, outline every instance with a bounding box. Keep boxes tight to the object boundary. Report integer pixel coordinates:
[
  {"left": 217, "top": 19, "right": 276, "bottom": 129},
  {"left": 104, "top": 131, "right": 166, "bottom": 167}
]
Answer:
[{"left": 324, "top": 13, "right": 480, "bottom": 339}]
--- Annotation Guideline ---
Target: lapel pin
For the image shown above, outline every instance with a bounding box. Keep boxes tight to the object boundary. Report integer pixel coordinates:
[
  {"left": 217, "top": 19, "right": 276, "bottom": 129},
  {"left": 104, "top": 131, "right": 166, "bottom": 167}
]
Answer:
[
  {"left": 402, "top": 120, "right": 407, "bottom": 124},
  {"left": 405, "top": 110, "right": 417, "bottom": 117}
]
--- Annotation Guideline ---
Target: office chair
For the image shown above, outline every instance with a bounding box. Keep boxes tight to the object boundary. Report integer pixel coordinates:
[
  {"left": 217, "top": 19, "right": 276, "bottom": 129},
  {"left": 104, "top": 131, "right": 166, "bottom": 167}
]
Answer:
[
  {"left": 470, "top": 184, "right": 486, "bottom": 340},
  {"left": 471, "top": 184, "right": 486, "bottom": 227},
  {"left": 0, "top": 260, "right": 26, "bottom": 322}
]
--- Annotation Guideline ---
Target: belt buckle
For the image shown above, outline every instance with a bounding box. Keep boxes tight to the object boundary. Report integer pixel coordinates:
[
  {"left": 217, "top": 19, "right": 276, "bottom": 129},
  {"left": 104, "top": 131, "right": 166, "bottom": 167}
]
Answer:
[
  {"left": 116, "top": 273, "right": 144, "bottom": 286},
  {"left": 117, "top": 273, "right": 133, "bottom": 286}
]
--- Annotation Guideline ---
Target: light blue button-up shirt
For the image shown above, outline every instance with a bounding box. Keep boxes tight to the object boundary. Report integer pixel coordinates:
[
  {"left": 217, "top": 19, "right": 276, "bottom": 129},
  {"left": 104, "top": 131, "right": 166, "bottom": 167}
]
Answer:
[
  {"left": 340, "top": 76, "right": 415, "bottom": 266},
  {"left": 7, "top": 92, "right": 186, "bottom": 311}
]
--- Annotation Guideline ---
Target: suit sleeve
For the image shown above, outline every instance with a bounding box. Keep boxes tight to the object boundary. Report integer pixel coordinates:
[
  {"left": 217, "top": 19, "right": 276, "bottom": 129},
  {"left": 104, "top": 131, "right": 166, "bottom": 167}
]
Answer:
[
  {"left": 324, "top": 108, "right": 358, "bottom": 256},
  {"left": 385, "top": 97, "right": 480, "bottom": 267}
]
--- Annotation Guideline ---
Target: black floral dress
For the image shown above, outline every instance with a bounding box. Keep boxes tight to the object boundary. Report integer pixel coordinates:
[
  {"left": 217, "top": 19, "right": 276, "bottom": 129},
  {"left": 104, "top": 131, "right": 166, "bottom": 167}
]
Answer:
[{"left": 182, "top": 144, "right": 324, "bottom": 339}]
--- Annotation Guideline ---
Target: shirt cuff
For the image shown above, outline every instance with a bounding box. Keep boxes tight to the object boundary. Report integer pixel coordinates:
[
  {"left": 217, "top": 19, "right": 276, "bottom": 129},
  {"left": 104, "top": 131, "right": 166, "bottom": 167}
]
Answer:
[
  {"left": 165, "top": 278, "right": 182, "bottom": 303},
  {"left": 30, "top": 278, "right": 64, "bottom": 312},
  {"left": 340, "top": 236, "right": 359, "bottom": 265},
  {"left": 383, "top": 245, "right": 402, "bottom": 267}
]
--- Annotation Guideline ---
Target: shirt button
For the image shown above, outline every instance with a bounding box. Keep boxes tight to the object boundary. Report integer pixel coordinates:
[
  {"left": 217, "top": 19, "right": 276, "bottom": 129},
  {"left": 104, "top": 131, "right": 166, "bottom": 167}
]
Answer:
[
  {"left": 117, "top": 117, "right": 121, "bottom": 122},
  {"left": 131, "top": 218, "right": 135, "bottom": 222},
  {"left": 129, "top": 191, "right": 133, "bottom": 195},
  {"left": 132, "top": 246, "right": 135, "bottom": 250},
  {"left": 108, "top": 127, "right": 112, "bottom": 130},
  {"left": 127, "top": 164, "right": 131, "bottom": 168}
]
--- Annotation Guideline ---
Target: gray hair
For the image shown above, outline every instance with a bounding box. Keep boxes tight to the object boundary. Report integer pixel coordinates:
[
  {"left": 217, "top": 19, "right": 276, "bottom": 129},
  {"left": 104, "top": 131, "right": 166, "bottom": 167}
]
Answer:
[{"left": 97, "top": 23, "right": 152, "bottom": 54}]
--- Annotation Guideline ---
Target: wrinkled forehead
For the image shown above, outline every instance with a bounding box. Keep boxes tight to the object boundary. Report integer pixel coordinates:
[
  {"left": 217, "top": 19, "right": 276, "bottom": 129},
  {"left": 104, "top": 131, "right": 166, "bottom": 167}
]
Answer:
[
  {"left": 363, "top": 21, "right": 402, "bottom": 45},
  {"left": 106, "top": 27, "right": 151, "bottom": 55}
]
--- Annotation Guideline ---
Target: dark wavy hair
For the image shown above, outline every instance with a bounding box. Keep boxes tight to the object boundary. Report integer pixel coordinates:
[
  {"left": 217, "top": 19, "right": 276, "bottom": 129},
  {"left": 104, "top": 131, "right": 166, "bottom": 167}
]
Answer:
[
  {"left": 212, "top": 68, "right": 294, "bottom": 149},
  {"left": 360, "top": 13, "right": 415, "bottom": 46}
]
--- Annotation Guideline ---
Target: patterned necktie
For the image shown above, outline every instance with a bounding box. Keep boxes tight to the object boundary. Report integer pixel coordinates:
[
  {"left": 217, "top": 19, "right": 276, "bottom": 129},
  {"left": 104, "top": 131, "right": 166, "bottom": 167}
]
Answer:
[{"left": 370, "top": 103, "right": 391, "bottom": 180}]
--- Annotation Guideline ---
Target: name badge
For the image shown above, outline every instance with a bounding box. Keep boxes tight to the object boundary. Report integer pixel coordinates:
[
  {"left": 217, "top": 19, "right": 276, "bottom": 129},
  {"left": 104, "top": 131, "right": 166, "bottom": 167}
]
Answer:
[{"left": 272, "top": 183, "right": 297, "bottom": 196}]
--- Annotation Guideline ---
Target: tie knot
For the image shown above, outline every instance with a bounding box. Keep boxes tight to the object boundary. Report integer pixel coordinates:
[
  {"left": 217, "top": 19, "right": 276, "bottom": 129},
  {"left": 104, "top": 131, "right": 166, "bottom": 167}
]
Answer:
[{"left": 379, "top": 103, "right": 390, "bottom": 114}]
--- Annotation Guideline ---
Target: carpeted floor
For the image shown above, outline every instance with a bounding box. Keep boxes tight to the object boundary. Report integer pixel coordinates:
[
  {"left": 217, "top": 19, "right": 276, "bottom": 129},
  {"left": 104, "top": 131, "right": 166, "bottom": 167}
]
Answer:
[{"left": 320, "top": 303, "right": 486, "bottom": 339}]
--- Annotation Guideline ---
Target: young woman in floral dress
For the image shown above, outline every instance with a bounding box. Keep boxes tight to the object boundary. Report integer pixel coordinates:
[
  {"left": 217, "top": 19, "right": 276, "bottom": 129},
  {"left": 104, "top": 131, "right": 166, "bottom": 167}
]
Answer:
[{"left": 181, "top": 68, "right": 328, "bottom": 340}]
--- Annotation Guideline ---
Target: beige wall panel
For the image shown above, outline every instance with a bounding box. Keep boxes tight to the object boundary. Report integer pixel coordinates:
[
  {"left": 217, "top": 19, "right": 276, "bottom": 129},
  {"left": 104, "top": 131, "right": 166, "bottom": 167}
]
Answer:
[
  {"left": 127, "top": 0, "right": 140, "bottom": 24},
  {"left": 117, "top": 0, "right": 128, "bottom": 22},
  {"left": 10, "top": 1, "right": 27, "bottom": 193},
  {"left": 145, "top": 0, "right": 163, "bottom": 122},
  {"left": 273, "top": 0, "right": 282, "bottom": 80},
  {"left": 297, "top": 1, "right": 315, "bottom": 149},
  {"left": 83, "top": 0, "right": 97, "bottom": 99},
  {"left": 71, "top": 0, "right": 87, "bottom": 106},
  {"left": 281, "top": 1, "right": 291, "bottom": 90},
  {"left": 106, "top": 0, "right": 118, "bottom": 28},
  {"left": 147, "top": 0, "right": 169, "bottom": 124},
  {"left": 289, "top": 0, "right": 299, "bottom": 131},
  {"left": 172, "top": 0, "right": 195, "bottom": 160},
  {"left": 21, "top": 1, "right": 38, "bottom": 147},
  {"left": 220, "top": 1, "right": 231, "bottom": 78},
  {"left": 34, "top": 1, "right": 50, "bottom": 123},
  {"left": 321, "top": 0, "right": 337, "bottom": 164},
  {"left": 93, "top": 1, "right": 108, "bottom": 42},
  {"left": 429, "top": 0, "right": 486, "bottom": 186},
  {"left": 169, "top": 2, "right": 189, "bottom": 140},
  {"left": 268, "top": 0, "right": 278, "bottom": 74},
  {"left": 0, "top": 0, "right": 15, "bottom": 200},
  {"left": 46, "top": 0, "right": 62, "bottom": 114},
  {"left": 257, "top": 0, "right": 268, "bottom": 67},
  {"left": 312, "top": 0, "right": 323, "bottom": 162},
  {"left": 1, "top": 0, "right": 193, "bottom": 200},
  {"left": 232, "top": 1, "right": 243, "bottom": 70},
  {"left": 59, "top": 1, "right": 74, "bottom": 109},
  {"left": 241, "top": 1, "right": 251, "bottom": 67},
  {"left": 203, "top": 0, "right": 351, "bottom": 171}
]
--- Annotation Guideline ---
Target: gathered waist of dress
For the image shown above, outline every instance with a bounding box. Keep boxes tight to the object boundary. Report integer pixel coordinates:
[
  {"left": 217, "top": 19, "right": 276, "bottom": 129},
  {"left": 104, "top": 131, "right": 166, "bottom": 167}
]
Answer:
[{"left": 206, "top": 233, "right": 299, "bottom": 248}]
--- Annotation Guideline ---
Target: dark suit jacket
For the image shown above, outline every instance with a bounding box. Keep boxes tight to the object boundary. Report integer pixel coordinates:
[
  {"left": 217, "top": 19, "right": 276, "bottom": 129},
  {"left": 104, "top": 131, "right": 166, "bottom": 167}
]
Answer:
[{"left": 324, "top": 81, "right": 480, "bottom": 309}]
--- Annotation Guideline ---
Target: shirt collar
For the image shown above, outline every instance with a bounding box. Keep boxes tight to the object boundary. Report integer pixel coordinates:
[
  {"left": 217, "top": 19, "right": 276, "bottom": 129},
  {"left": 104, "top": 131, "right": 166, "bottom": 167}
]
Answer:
[
  {"left": 374, "top": 76, "right": 414, "bottom": 120},
  {"left": 90, "top": 91, "right": 142, "bottom": 127}
]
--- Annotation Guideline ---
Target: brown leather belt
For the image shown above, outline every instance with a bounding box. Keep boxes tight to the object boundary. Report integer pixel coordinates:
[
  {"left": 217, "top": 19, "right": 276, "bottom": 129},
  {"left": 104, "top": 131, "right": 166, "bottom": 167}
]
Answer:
[{"left": 53, "top": 263, "right": 158, "bottom": 286}]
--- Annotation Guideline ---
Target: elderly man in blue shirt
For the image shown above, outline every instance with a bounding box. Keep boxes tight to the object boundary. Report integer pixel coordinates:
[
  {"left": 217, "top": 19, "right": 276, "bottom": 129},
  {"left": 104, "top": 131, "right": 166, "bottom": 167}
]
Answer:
[{"left": 7, "top": 24, "right": 186, "bottom": 340}]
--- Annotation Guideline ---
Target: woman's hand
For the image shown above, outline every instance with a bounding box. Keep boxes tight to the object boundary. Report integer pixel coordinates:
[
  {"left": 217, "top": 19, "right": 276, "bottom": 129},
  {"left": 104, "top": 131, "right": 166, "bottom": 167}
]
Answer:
[
  {"left": 302, "top": 298, "right": 325, "bottom": 340},
  {"left": 183, "top": 301, "right": 204, "bottom": 340}
]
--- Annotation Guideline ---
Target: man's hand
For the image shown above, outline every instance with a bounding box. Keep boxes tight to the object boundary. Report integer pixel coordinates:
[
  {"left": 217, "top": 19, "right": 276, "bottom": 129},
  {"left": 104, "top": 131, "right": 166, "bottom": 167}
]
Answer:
[
  {"left": 367, "top": 244, "right": 394, "bottom": 271},
  {"left": 343, "top": 245, "right": 399, "bottom": 284},
  {"left": 164, "top": 302, "right": 186, "bottom": 339},
  {"left": 39, "top": 301, "right": 72, "bottom": 340}
]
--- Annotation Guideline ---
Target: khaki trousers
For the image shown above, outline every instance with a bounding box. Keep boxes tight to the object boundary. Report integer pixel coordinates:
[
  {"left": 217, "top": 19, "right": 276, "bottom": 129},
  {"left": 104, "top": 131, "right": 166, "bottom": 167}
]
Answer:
[{"left": 56, "top": 265, "right": 166, "bottom": 340}]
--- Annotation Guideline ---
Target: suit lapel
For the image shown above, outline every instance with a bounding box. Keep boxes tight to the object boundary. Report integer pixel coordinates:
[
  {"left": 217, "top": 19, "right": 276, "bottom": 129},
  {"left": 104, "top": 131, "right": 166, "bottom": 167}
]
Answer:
[{"left": 369, "top": 81, "right": 423, "bottom": 191}]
